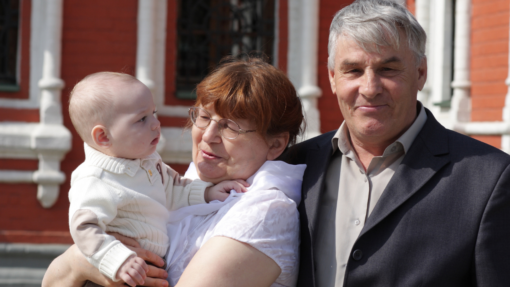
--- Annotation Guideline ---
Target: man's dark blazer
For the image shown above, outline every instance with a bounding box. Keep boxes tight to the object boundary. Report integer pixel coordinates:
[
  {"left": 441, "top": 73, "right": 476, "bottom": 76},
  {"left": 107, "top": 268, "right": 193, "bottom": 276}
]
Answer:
[{"left": 279, "top": 109, "right": 510, "bottom": 286}]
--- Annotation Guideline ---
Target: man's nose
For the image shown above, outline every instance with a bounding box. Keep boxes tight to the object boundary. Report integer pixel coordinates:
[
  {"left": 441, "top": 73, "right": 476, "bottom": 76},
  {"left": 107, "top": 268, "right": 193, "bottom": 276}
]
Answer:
[{"left": 360, "top": 70, "right": 382, "bottom": 98}]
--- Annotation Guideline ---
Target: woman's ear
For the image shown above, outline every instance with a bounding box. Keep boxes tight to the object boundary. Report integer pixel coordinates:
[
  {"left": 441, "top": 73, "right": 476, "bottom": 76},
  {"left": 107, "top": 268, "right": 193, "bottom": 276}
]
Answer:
[
  {"left": 91, "top": 125, "right": 111, "bottom": 148},
  {"left": 266, "top": 132, "right": 290, "bottom": 161}
]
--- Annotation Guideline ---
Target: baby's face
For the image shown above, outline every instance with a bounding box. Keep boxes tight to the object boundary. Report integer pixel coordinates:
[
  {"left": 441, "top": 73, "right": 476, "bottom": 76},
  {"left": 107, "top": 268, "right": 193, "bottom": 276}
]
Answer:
[{"left": 106, "top": 81, "right": 160, "bottom": 159}]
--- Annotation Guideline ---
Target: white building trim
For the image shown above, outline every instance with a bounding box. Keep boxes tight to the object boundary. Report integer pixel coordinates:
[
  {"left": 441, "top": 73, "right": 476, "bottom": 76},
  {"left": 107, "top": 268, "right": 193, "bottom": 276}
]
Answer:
[
  {"left": 0, "top": 0, "right": 71, "bottom": 208},
  {"left": 415, "top": 0, "right": 431, "bottom": 105},
  {"left": 0, "top": 0, "right": 44, "bottom": 108},
  {"left": 136, "top": 0, "right": 192, "bottom": 163},
  {"left": 501, "top": 8, "right": 510, "bottom": 153},
  {"left": 288, "top": 0, "right": 322, "bottom": 140},
  {"left": 450, "top": 0, "right": 471, "bottom": 124}
]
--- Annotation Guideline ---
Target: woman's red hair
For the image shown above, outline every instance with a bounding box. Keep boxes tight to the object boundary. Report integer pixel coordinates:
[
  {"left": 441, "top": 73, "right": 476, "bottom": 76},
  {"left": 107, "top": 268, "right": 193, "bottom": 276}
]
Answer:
[{"left": 195, "top": 56, "right": 304, "bottom": 145}]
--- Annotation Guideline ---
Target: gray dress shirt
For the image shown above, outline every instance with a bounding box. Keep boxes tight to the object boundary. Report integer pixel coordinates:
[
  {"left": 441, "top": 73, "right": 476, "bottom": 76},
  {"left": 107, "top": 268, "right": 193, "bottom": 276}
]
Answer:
[{"left": 314, "top": 104, "right": 427, "bottom": 286}]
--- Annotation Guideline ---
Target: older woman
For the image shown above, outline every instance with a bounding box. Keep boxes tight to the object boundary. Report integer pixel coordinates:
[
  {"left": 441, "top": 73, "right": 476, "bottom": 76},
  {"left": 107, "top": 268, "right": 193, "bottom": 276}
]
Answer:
[{"left": 42, "top": 56, "right": 305, "bottom": 287}]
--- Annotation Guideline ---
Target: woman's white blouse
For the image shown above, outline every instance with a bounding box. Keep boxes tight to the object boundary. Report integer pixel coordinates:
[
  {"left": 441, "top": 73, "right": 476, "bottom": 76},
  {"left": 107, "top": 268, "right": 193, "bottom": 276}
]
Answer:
[{"left": 165, "top": 161, "right": 306, "bottom": 287}]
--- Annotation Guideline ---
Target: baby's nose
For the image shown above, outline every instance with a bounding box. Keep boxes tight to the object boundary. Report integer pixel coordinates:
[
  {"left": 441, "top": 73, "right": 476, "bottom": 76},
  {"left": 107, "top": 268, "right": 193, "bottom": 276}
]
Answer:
[{"left": 152, "top": 118, "right": 161, "bottom": 130}]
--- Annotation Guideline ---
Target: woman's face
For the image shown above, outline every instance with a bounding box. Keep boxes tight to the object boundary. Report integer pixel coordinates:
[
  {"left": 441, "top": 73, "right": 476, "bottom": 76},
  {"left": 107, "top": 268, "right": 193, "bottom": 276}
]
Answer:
[{"left": 192, "top": 105, "right": 275, "bottom": 184}]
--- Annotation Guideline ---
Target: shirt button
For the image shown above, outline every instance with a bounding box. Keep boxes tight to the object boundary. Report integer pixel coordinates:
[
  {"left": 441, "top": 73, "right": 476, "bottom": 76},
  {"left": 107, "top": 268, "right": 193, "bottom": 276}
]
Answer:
[
  {"left": 364, "top": 178, "right": 367, "bottom": 183},
  {"left": 352, "top": 249, "right": 363, "bottom": 261},
  {"left": 354, "top": 219, "right": 360, "bottom": 226}
]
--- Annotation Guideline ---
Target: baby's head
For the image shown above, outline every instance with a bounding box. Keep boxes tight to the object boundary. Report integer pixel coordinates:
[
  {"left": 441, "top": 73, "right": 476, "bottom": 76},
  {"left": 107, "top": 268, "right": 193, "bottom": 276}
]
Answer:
[{"left": 69, "top": 72, "right": 161, "bottom": 159}]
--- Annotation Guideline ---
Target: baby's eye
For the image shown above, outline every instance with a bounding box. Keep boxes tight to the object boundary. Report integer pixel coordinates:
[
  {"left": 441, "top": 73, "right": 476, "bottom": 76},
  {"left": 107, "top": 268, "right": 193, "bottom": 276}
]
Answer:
[
  {"left": 138, "top": 116, "right": 147, "bottom": 122},
  {"left": 153, "top": 110, "right": 157, "bottom": 115}
]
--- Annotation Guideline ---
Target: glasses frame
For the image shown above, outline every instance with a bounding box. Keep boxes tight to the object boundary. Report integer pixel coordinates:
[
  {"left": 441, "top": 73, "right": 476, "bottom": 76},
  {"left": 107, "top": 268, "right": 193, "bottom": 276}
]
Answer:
[{"left": 189, "top": 107, "right": 256, "bottom": 139}]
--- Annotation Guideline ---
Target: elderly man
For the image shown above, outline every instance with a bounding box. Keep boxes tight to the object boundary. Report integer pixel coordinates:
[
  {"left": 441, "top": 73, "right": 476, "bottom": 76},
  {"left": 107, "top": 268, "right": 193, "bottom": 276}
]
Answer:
[{"left": 281, "top": 0, "right": 510, "bottom": 286}]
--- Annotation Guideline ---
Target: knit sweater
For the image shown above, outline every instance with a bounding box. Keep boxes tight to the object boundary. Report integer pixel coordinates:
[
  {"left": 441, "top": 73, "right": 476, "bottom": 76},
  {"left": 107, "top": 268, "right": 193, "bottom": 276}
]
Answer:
[{"left": 68, "top": 143, "right": 212, "bottom": 281}]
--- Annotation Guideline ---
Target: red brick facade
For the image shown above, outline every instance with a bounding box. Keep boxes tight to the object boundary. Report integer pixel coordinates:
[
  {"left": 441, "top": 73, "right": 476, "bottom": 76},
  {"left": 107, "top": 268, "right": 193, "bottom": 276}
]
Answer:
[{"left": 1, "top": 0, "right": 509, "bottom": 244}]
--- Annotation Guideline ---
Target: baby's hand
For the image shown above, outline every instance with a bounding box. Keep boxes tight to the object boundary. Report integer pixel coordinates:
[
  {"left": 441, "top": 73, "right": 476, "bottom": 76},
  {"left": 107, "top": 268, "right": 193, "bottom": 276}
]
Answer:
[
  {"left": 205, "top": 179, "right": 249, "bottom": 202},
  {"left": 116, "top": 255, "right": 148, "bottom": 287}
]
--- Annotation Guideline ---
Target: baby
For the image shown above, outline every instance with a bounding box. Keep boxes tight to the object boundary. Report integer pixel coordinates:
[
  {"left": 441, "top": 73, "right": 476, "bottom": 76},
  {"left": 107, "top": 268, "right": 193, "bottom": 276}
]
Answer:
[{"left": 68, "top": 72, "right": 247, "bottom": 286}]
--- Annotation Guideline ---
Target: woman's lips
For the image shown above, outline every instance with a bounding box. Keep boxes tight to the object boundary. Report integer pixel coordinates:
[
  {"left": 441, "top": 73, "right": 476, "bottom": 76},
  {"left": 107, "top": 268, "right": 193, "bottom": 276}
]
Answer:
[{"left": 201, "top": 150, "right": 221, "bottom": 160}]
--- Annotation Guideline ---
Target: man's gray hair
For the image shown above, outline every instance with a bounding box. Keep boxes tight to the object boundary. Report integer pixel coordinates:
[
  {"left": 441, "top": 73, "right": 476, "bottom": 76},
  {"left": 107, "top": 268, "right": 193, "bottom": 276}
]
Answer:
[{"left": 328, "top": 0, "right": 426, "bottom": 69}]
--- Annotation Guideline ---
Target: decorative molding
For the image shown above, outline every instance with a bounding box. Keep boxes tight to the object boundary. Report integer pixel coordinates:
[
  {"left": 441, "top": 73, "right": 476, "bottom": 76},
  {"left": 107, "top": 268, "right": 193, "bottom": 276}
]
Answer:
[
  {"left": 0, "top": 0, "right": 71, "bottom": 208},
  {"left": 0, "top": 122, "right": 69, "bottom": 206},
  {"left": 0, "top": 0, "right": 44, "bottom": 108},
  {"left": 450, "top": 0, "right": 471, "bottom": 124},
  {"left": 415, "top": 0, "right": 431, "bottom": 105},
  {"left": 135, "top": 0, "right": 193, "bottom": 164},
  {"left": 502, "top": 9, "right": 510, "bottom": 153},
  {"left": 428, "top": 0, "right": 453, "bottom": 122},
  {"left": 288, "top": 0, "right": 322, "bottom": 141}
]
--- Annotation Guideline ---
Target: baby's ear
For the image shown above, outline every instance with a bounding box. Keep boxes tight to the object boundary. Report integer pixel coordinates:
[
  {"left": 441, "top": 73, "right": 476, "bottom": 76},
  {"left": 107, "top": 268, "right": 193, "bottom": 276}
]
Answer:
[{"left": 91, "top": 125, "right": 110, "bottom": 147}]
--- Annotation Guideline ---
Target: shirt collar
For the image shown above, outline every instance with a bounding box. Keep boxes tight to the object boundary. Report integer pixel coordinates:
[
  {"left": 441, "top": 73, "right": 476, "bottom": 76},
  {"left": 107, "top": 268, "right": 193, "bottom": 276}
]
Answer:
[
  {"left": 83, "top": 143, "right": 161, "bottom": 176},
  {"left": 332, "top": 102, "right": 428, "bottom": 155}
]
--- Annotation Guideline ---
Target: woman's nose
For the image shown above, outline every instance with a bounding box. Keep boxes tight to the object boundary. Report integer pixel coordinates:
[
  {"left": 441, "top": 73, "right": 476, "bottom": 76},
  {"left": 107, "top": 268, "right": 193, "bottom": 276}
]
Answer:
[{"left": 201, "top": 120, "right": 222, "bottom": 143}]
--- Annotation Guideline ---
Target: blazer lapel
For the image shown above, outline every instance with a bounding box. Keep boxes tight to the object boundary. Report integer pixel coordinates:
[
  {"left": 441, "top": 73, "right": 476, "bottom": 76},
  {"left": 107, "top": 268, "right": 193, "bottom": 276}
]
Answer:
[
  {"left": 301, "top": 133, "right": 335, "bottom": 237},
  {"left": 361, "top": 110, "right": 451, "bottom": 235}
]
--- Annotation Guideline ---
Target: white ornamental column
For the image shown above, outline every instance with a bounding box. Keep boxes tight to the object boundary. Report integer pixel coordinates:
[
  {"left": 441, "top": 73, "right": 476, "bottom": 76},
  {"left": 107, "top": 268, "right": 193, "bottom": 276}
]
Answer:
[
  {"left": 450, "top": 0, "right": 471, "bottom": 123},
  {"left": 35, "top": 0, "right": 69, "bottom": 208},
  {"left": 136, "top": 0, "right": 157, "bottom": 95},
  {"left": 298, "top": 0, "right": 322, "bottom": 140},
  {"left": 415, "top": 0, "right": 431, "bottom": 105},
  {"left": 502, "top": 9, "right": 510, "bottom": 153}
]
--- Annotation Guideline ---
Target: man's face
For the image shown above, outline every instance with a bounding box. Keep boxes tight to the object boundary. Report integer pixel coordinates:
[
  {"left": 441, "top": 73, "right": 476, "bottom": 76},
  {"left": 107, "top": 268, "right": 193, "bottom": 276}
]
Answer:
[{"left": 328, "top": 35, "right": 427, "bottom": 148}]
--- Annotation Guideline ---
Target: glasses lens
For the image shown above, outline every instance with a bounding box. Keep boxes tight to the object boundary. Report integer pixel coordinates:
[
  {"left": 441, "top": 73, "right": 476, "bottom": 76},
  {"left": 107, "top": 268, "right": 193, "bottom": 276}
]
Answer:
[
  {"left": 192, "top": 108, "right": 210, "bottom": 128},
  {"left": 219, "top": 119, "right": 240, "bottom": 139}
]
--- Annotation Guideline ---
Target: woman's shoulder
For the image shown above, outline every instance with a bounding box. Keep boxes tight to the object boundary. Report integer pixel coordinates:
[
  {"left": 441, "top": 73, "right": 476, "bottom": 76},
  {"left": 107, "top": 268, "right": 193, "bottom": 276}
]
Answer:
[{"left": 214, "top": 189, "right": 299, "bottom": 240}]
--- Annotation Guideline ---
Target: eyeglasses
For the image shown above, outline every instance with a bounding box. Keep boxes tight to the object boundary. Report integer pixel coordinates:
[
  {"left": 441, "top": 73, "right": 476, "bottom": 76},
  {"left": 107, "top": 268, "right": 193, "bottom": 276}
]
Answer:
[{"left": 189, "top": 107, "right": 256, "bottom": 139}]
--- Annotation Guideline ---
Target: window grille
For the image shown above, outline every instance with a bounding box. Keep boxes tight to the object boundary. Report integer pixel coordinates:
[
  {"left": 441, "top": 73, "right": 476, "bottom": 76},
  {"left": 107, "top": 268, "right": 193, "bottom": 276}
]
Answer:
[
  {"left": 176, "top": 0, "right": 276, "bottom": 99},
  {"left": 0, "top": 0, "right": 19, "bottom": 85}
]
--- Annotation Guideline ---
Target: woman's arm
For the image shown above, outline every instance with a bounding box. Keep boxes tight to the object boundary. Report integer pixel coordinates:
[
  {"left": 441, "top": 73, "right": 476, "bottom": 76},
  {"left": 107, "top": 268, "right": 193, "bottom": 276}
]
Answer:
[
  {"left": 42, "top": 239, "right": 169, "bottom": 287},
  {"left": 42, "top": 244, "right": 120, "bottom": 287},
  {"left": 176, "top": 236, "right": 281, "bottom": 287}
]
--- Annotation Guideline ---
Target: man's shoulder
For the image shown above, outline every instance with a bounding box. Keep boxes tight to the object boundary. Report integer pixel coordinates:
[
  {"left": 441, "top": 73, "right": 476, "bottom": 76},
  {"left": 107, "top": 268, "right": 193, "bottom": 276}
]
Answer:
[
  {"left": 278, "top": 130, "right": 337, "bottom": 164},
  {"left": 445, "top": 128, "right": 510, "bottom": 163}
]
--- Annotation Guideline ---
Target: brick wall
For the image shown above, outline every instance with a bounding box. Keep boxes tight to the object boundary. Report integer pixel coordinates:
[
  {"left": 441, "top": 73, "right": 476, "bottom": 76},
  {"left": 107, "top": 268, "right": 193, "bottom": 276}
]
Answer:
[
  {"left": 470, "top": 0, "right": 509, "bottom": 148},
  {"left": 1, "top": 0, "right": 139, "bottom": 244},
  {"left": 317, "top": 0, "right": 353, "bottom": 133},
  {"left": 1, "top": 0, "right": 292, "bottom": 244}
]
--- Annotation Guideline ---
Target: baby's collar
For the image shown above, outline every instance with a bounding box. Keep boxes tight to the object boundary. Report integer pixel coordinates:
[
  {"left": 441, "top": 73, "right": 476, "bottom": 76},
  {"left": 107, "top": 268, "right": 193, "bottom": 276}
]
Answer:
[{"left": 83, "top": 143, "right": 160, "bottom": 176}]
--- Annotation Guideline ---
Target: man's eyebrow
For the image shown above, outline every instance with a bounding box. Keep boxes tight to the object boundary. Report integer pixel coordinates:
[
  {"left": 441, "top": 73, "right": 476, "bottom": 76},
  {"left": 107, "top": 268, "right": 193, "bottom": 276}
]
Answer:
[
  {"left": 382, "top": 56, "right": 401, "bottom": 64},
  {"left": 340, "top": 56, "right": 402, "bottom": 67},
  {"left": 340, "top": 60, "right": 360, "bottom": 67}
]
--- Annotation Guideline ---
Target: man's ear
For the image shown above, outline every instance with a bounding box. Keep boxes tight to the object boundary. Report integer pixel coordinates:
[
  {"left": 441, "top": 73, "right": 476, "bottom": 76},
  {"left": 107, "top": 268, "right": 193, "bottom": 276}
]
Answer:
[
  {"left": 328, "top": 68, "right": 337, "bottom": 94},
  {"left": 417, "top": 56, "right": 427, "bottom": 91},
  {"left": 266, "top": 132, "right": 290, "bottom": 161},
  {"left": 91, "top": 125, "right": 111, "bottom": 148}
]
